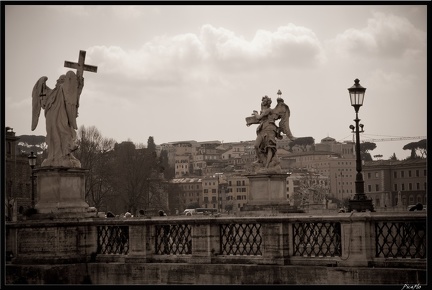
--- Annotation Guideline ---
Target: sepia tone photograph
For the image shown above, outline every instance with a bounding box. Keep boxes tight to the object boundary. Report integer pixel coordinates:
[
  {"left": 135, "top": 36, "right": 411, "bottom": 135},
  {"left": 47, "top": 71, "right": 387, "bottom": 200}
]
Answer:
[{"left": 3, "top": 3, "right": 427, "bottom": 286}]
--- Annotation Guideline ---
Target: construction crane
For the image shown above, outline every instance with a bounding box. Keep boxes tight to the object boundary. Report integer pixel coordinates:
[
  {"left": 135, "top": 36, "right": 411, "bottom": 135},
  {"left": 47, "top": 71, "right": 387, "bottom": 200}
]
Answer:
[
  {"left": 339, "top": 135, "right": 426, "bottom": 144},
  {"left": 360, "top": 135, "right": 426, "bottom": 143}
]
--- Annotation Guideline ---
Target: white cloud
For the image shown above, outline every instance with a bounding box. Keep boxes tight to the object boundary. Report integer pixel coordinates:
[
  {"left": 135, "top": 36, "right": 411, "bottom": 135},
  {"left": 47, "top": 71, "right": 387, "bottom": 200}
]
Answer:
[
  {"left": 331, "top": 12, "right": 426, "bottom": 59},
  {"left": 86, "top": 23, "right": 326, "bottom": 89}
]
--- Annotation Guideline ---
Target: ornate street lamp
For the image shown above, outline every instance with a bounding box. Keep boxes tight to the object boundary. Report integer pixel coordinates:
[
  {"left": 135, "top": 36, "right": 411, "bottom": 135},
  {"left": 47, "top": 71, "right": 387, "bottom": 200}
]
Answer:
[
  {"left": 27, "top": 151, "right": 37, "bottom": 208},
  {"left": 347, "top": 79, "right": 374, "bottom": 212}
]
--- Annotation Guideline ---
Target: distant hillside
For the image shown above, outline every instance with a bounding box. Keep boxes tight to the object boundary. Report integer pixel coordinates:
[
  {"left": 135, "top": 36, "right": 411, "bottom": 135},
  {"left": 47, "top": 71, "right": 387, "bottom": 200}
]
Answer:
[{"left": 17, "top": 135, "right": 46, "bottom": 155}]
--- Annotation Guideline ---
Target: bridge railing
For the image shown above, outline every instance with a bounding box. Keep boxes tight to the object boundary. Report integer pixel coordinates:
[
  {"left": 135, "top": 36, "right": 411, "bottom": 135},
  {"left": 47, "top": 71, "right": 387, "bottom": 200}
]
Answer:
[{"left": 5, "top": 212, "right": 426, "bottom": 268}]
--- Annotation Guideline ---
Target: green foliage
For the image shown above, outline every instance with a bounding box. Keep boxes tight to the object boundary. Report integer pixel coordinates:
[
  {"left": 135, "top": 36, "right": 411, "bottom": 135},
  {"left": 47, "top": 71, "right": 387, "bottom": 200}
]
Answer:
[
  {"left": 224, "top": 204, "right": 233, "bottom": 213},
  {"left": 147, "top": 136, "right": 156, "bottom": 152},
  {"left": 389, "top": 152, "right": 398, "bottom": 161},
  {"left": 359, "top": 142, "right": 376, "bottom": 161},
  {"left": 288, "top": 136, "right": 315, "bottom": 152},
  {"left": 360, "top": 142, "right": 377, "bottom": 153},
  {"left": 16, "top": 135, "right": 46, "bottom": 155},
  {"left": 403, "top": 139, "right": 427, "bottom": 159},
  {"left": 17, "top": 135, "right": 45, "bottom": 144}
]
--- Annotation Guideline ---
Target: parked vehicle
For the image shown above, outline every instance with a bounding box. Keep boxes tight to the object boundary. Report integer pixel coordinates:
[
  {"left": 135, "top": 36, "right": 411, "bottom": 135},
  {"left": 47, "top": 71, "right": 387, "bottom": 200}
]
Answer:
[
  {"left": 183, "top": 208, "right": 218, "bottom": 216},
  {"left": 183, "top": 209, "right": 197, "bottom": 216}
]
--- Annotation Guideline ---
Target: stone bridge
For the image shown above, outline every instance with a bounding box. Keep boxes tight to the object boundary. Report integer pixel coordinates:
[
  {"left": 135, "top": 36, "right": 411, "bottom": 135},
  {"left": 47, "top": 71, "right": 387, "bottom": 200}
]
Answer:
[{"left": 5, "top": 212, "right": 427, "bottom": 285}]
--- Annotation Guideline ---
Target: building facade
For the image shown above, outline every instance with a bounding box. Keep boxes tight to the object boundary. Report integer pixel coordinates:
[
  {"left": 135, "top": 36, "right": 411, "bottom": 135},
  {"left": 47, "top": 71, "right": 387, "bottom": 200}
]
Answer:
[
  {"left": 5, "top": 127, "right": 35, "bottom": 221},
  {"left": 363, "top": 158, "right": 427, "bottom": 209}
]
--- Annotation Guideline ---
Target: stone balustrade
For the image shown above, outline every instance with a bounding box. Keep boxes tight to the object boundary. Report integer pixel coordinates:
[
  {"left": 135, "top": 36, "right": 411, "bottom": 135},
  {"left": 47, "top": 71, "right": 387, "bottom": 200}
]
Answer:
[{"left": 5, "top": 211, "right": 426, "bottom": 284}]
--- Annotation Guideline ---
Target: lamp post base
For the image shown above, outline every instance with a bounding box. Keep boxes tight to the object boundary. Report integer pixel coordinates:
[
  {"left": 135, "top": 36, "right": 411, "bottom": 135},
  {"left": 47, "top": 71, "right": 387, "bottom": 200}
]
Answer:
[{"left": 348, "top": 197, "right": 374, "bottom": 212}]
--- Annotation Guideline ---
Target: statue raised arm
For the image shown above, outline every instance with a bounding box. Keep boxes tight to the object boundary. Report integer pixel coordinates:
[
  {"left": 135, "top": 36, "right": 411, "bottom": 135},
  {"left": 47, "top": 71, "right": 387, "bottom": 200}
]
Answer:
[{"left": 246, "top": 94, "right": 296, "bottom": 173}]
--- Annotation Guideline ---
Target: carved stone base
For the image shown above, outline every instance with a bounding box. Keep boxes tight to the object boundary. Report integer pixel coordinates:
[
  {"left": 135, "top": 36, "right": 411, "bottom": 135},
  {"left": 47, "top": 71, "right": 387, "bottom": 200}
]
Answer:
[
  {"left": 242, "top": 173, "right": 303, "bottom": 213},
  {"left": 245, "top": 173, "right": 289, "bottom": 204},
  {"left": 34, "top": 167, "right": 89, "bottom": 214}
]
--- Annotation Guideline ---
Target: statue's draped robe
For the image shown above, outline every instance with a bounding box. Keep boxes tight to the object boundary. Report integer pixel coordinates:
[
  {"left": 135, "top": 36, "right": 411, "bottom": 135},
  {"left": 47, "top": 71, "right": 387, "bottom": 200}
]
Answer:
[
  {"left": 256, "top": 108, "right": 278, "bottom": 159},
  {"left": 40, "top": 74, "right": 80, "bottom": 168}
]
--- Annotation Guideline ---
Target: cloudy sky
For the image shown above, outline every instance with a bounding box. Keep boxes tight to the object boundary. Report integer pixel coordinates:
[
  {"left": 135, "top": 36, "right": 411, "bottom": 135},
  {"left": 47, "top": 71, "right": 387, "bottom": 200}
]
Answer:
[{"left": 4, "top": 4, "right": 427, "bottom": 160}]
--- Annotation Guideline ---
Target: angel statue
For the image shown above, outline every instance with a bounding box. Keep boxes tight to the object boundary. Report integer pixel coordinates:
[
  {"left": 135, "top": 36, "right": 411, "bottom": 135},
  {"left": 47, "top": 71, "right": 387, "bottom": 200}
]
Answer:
[
  {"left": 31, "top": 71, "right": 84, "bottom": 168},
  {"left": 246, "top": 93, "right": 296, "bottom": 173}
]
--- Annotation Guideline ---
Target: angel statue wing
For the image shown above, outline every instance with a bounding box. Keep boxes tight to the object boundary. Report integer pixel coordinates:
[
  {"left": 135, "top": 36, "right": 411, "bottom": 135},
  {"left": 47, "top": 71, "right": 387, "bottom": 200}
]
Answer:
[
  {"left": 273, "top": 97, "right": 296, "bottom": 140},
  {"left": 62, "top": 70, "right": 79, "bottom": 130},
  {"left": 31, "top": 76, "right": 48, "bottom": 131}
]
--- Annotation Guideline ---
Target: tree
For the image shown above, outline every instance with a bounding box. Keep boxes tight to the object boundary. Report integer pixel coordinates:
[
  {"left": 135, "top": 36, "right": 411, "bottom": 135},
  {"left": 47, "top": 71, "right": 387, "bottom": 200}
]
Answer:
[
  {"left": 108, "top": 136, "right": 169, "bottom": 215},
  {"left": 402, "top": 142, "right": 419, "bottom": 159},
  {"left": 360, "top": 142, "right": 376, "bottom": 161},
  {"left": 167, "top": 182, "right": 185, "bottom": 214},
  {"left": 360, "top": 142, "right": 377, "bottom": 153},
  {"left": 417, "top": 139, "right": 427, "bottom": 158},
  {"left": 389, "top": 152, "right": 398, "bottom": 161},
  {"left": 159, "top": 150, "right": 175, "bottom": 179},
  {"left": 288, "top": 137, "right": 315, "bottom": 152},
  {"left": 293, "top": 171, "right": 329, "bottom": 208},
  {"left": 402, "top": 140, "right": 427, "bottom": 159},
  {"left": 147, "top": 136, "right": 157, "bottom": 153},
  {"left": 16, "top": 135, "right": 46, "bottom": 156},
  {"left": 111, "top": 141, "right": 149, "bottom": 214},
  {"left": 224, "top": 204, "right": 233, "bottom": 213},
  {"left": 75, "top": 125, "right": 116, "bottom": 211}
]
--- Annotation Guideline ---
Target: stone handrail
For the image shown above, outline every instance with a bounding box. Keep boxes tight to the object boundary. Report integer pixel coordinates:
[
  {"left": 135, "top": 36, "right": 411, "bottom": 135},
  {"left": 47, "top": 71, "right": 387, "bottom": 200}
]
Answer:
[{"left": 5, "top": 212, "right": 426, "bottom": 269}]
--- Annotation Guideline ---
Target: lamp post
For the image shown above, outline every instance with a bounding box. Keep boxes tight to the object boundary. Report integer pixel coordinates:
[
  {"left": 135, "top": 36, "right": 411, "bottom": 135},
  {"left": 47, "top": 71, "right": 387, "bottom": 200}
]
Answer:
[
  {"left": 27, "top": 151, "right": 37, "bottom": 208},
  {"left": 347, "top": 79, "right": 374, "bottom": 212}
]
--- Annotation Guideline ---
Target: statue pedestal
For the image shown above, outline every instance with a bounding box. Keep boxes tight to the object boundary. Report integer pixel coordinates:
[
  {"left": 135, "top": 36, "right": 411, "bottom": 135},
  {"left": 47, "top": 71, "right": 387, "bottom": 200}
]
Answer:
[
  {"left": 34, "top": 167, "right": 90, "bottom": 214},
  {"left": 243, "top": 174, "right": 301, "bottom": 213},
  {"left": 246, "top": 173, "right": 288, "bottom": 204}
]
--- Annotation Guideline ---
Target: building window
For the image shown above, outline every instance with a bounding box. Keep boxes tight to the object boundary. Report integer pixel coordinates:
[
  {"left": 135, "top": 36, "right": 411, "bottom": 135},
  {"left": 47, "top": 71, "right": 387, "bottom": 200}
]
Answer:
[
  {"left": 394, "top": 184, "right": 398, "bottom": 191},
  {"left": 408, "top": 170, "right": 412, "bottom": 177},
  {"left": 417, "top": 183, "right": 420, "bottom": 190},
  {"left": 367, "top": 172, "right": 371, "bottom": 179},
  {"left": 375, "top": 172, "right": 379, "bottom": 178},
  {"left": 401, "top": 184, "right": 405, "bottom": 191},
  {"left": 416, "top": 170, "right": 419, "bottom": 177},
  {"left": 375, "top": 184, "right": 379, "bottom": 191},
  {"left": 409, "top": 183, "right": 412, "bottom": 190},
  {"left": 368, "top": 185, "right": 372, "bottom": 192},
  {"left": 401, "top": 171, "right": 404, "bottom": 178},
  {"left": 393, "top": 172, "right": 397, "bottom": 178}
]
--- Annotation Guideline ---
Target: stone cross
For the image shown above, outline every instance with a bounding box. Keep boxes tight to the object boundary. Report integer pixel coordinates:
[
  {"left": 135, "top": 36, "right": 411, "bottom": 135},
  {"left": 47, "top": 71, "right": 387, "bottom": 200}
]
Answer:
[{"left": 64, "top": 50, "right": 98, "bottom": 77}]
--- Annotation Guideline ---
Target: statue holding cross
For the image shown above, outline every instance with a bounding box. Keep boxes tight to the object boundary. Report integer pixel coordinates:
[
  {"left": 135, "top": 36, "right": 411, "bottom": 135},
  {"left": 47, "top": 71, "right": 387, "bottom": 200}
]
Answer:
[{"left": 31, "top": 50, "right": 98, "bottom": 168}]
